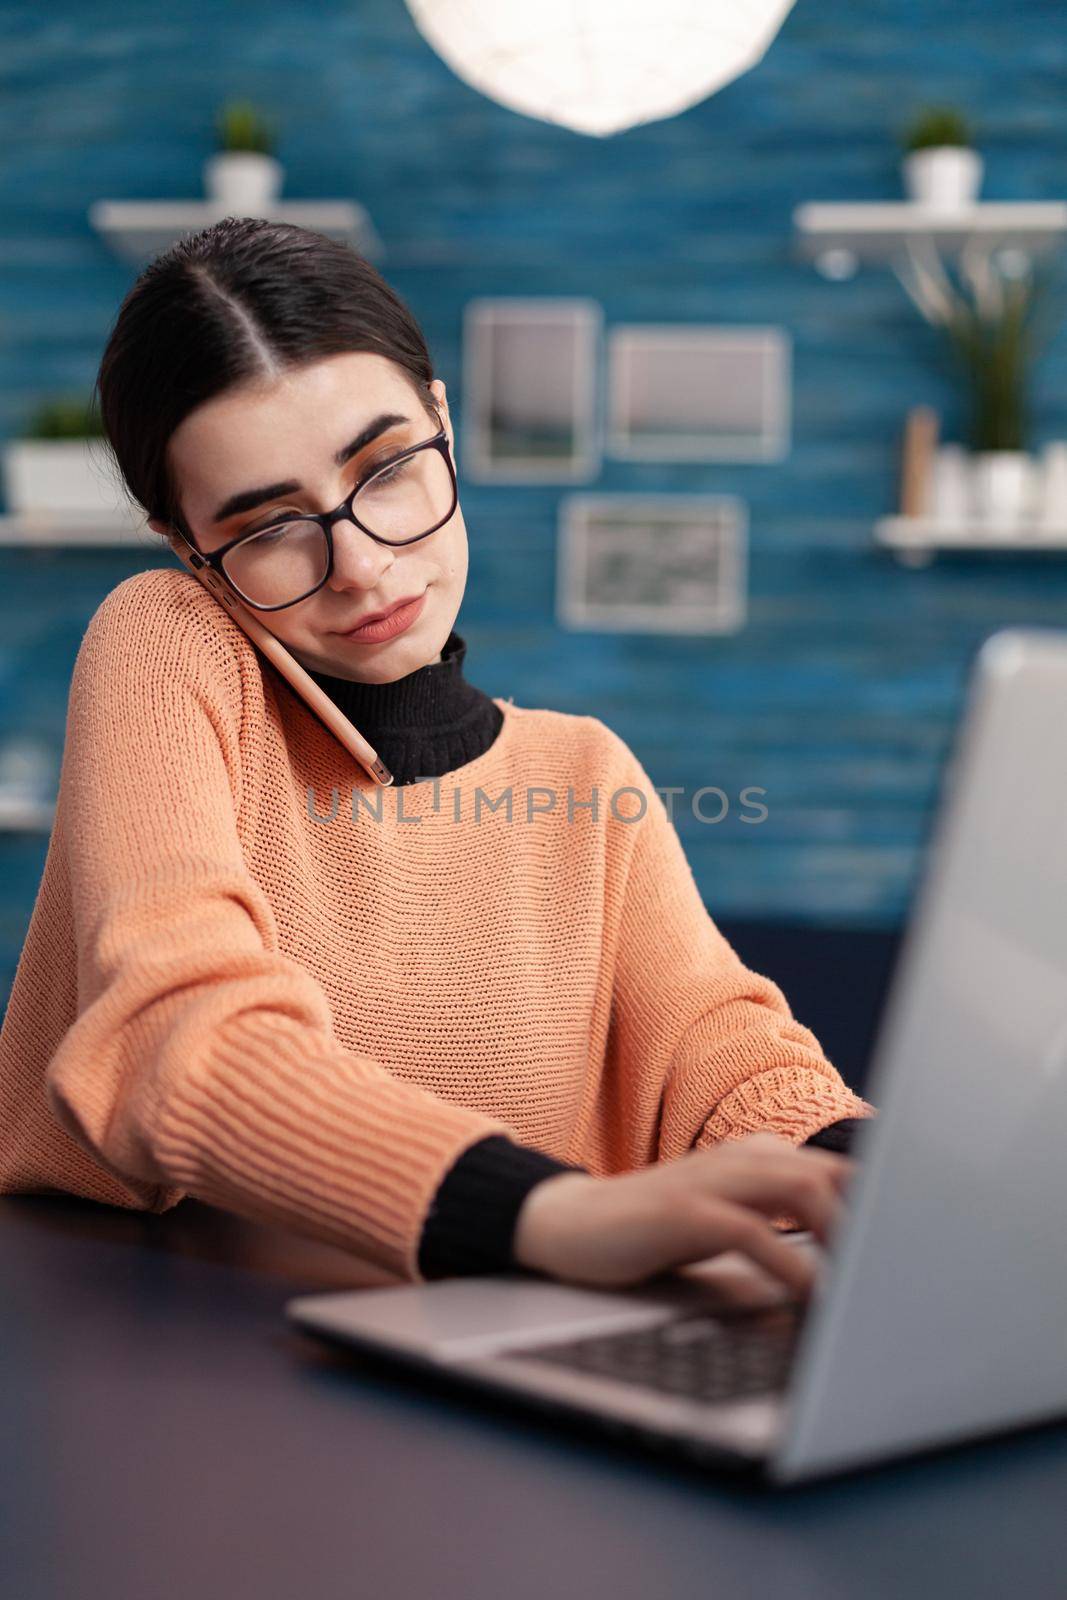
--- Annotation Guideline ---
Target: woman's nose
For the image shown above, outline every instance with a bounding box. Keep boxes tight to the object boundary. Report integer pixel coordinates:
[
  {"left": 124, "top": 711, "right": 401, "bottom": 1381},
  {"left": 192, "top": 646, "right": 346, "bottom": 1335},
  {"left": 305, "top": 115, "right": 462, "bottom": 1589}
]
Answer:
[{"left": 326, "top": 518, "right": 395, "bottom": 590}]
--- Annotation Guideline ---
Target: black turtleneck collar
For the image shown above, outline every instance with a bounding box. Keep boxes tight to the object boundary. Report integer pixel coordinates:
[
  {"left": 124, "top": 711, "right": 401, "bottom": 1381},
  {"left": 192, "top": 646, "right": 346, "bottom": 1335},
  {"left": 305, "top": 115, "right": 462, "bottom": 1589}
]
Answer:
[{"left": 304, "top": 628, "right": 504, "bottom": 786}]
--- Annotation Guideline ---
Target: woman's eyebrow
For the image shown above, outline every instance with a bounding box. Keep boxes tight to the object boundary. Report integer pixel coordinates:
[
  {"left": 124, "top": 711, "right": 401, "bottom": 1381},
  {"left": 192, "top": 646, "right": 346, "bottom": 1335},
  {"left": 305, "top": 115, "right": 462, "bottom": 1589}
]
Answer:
[{"left": 210, "top": 411, "right": 412, "bottom": 525}]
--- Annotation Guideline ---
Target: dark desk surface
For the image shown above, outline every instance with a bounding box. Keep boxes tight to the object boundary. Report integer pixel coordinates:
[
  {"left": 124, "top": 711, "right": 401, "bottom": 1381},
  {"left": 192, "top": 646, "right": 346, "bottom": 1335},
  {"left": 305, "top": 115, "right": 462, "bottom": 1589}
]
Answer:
[{"left": 5, "top": 1194, "right": 1067, "bottom": 1600}]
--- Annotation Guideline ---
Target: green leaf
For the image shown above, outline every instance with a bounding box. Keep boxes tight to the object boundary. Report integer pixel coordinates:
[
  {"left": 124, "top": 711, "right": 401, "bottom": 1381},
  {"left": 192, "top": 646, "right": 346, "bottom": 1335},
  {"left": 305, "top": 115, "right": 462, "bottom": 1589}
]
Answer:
[{"left": 902, "top": 105, "right": 973, "bottom": 153}]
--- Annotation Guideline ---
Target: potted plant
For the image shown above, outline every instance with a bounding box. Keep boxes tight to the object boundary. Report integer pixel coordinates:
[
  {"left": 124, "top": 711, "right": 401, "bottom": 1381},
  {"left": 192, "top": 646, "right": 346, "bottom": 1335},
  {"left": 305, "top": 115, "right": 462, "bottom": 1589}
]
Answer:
[
  {"left": 896, "top": 238, "right": 1063, "bottom": 525},
  {"left": 901, "top": 107, "right": 982, "bottom": 209},
  {"left": 203, "top": 100, "right": 283, "bottom": 213},
  {"left": 1, "top": 394, "right": 133, "bottom": 519}
]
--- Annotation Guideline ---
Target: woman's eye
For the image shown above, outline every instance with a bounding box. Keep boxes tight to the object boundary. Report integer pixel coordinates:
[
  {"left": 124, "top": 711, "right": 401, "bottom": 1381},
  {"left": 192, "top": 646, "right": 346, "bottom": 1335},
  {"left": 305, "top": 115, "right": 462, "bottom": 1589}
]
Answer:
[
  {"left": 365, "top": 459, "right": 408, "bottom": 490},
  {"left": 249, "top": 515, "right": 297, "bottom": 538}
]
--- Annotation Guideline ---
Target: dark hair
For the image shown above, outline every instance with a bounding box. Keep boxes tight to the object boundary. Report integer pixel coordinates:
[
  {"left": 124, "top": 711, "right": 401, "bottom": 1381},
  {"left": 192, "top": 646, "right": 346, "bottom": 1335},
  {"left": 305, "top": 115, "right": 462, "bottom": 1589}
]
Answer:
[{"left": 93, "top": 216, "right": 439, "bottom": 547}]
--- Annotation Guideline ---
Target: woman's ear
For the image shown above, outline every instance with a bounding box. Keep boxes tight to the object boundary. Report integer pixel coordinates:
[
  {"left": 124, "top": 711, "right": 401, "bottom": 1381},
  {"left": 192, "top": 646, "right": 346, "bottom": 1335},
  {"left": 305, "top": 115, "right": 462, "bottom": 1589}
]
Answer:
[
  {"left": 430, "top": 378, "right": 451, "bottom": 428},
  {"left": 431, "top": 382, "right": 456, "bottom": 460},
  {"left": 148, "top": 516, "right": 186, "bottom": 560}
]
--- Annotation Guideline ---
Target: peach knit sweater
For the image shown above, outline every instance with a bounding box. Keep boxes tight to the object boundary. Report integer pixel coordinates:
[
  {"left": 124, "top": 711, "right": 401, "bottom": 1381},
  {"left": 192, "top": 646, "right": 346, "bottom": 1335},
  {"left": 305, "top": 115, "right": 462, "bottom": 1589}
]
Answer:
[{"left": 0, "top": 567, "right": 873, "bottom": 1281}]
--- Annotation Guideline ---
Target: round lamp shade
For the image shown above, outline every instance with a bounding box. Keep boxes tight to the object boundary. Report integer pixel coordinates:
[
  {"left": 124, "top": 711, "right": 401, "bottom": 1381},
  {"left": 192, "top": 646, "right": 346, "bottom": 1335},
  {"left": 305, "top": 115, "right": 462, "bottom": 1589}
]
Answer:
[{"left": 404, "top": 0, "right": 797, "bottom": 137}]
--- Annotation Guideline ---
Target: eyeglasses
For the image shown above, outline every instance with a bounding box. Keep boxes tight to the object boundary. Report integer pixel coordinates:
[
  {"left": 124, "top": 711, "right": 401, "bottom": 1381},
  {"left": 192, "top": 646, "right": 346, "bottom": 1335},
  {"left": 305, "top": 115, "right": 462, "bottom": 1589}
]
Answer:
[{"left": 171, "top": 412, "right": 458, "bottom": 612}]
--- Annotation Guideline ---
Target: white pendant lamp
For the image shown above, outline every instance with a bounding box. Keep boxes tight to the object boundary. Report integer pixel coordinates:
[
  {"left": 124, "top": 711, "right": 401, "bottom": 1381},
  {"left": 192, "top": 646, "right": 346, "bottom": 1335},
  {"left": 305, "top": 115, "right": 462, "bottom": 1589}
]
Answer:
[{"left": 404, "top": 0, "right": 797, "bottom": 138}]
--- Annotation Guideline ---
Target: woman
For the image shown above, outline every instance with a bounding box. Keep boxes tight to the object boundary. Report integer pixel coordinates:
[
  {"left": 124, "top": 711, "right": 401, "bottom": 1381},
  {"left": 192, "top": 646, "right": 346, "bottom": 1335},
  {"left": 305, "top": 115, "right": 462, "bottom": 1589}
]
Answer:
[{"left": 0, "top": 217, "right": 874, "bottom": 1295}]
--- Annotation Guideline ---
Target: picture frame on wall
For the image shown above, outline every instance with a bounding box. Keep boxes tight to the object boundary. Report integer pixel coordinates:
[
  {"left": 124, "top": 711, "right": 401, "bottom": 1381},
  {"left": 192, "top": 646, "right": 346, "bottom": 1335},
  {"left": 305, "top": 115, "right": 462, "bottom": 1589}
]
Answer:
[
  {"left": 461, "top": 298, "right": 602, "bottom": 482},
  {"left": 556, "top": 493, "right": 747, "bottom": 634},
  {"left": 606, "top": 325, "right": 791, "bottom": 461}
]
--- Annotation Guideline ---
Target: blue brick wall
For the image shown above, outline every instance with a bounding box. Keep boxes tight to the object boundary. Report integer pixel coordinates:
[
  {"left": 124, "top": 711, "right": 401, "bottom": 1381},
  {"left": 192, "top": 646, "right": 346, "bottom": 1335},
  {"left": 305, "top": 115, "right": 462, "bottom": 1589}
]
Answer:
[{"left": 2, "top": 0, "right": 1067, "bottom": 991}]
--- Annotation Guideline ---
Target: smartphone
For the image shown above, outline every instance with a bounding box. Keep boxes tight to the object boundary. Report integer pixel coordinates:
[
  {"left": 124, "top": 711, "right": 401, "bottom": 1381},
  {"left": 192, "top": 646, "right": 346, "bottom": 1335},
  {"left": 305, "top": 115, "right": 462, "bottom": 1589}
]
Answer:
[{"left": 170, "top": 544, "right": 393, "bottom": 787}]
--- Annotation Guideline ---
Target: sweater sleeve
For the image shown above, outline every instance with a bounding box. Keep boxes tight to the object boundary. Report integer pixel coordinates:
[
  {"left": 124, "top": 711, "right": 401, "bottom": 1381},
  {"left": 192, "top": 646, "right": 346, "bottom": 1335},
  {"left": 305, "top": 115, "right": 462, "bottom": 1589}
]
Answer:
[
  {"left": 601, "top": 730, "right": 877, "bottom": 1165},
  {"left": 42, "top": 580, "right": 520, "bottom": 1284},
  {"left": 418, "top": 1121, "right": 868, "bottom": 1277}
]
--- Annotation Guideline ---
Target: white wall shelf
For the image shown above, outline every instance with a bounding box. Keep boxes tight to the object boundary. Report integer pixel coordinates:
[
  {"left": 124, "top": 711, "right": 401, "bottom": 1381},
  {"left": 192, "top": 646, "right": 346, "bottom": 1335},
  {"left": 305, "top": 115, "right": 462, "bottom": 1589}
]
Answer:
[
  {"left": 875, "top": 514, "right": 1067, "bottom": 566},
  {"left": 0, "top": 791, "right": 55, "bottom": 832},
  {"left": 0, "top": 512, "right": 156, "bottom": 547},
  {"left": 794, "top": 201, "right": 1067, "bottom": 280},
  {"left": 88, "top": 199, "right": 385, "bottom": 266}
]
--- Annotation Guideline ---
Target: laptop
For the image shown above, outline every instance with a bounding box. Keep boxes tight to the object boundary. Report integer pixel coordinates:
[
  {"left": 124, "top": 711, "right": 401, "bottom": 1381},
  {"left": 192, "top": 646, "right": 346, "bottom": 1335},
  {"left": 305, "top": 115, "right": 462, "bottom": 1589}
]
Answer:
[{"left": 286, "top": 627, "right": 1067, "bottom": 1486}]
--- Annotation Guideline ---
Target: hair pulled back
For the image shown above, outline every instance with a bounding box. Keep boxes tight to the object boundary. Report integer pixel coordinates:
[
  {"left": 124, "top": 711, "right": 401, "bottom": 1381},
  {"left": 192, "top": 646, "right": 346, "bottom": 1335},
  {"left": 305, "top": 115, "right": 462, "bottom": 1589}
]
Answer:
[{"left": 93, "top": 216, "right": 438, "bottom": 544}]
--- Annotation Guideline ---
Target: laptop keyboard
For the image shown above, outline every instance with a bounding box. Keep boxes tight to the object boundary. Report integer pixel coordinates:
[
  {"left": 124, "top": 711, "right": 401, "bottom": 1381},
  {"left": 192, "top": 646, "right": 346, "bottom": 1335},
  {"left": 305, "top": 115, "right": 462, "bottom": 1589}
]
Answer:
[{"left": 507, "top": 1304, "right": 803, "bottom": 1405}]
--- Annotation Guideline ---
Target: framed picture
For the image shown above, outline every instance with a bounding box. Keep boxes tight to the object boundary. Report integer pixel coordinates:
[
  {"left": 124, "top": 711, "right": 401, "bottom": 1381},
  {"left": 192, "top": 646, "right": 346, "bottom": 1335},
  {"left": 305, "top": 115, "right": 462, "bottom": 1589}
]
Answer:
[
  {"left": 556, "top": 493, "right": 747, "bottom": 634},
  {"left": 461, "top": 298, "right": 602, "bottom": 481},
  {"left": 606, "top": 325, "right": 790, "bottom": 461}
]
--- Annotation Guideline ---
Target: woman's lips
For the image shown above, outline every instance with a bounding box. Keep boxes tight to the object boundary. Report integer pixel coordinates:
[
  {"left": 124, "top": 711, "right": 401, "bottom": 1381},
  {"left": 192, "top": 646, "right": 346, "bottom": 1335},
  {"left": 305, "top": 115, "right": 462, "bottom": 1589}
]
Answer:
[{"left": 337, "top": 589, "right": 428, "bottom": 642}]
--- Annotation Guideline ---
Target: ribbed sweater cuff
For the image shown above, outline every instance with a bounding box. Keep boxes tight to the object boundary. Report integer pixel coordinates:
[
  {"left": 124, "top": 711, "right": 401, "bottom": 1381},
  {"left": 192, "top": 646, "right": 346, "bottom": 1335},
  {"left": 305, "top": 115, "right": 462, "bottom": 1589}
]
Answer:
[
  {"left": 417, "top": 1134, "right": 587, "bottom": 1281},
  {"left": 696, "top": 1066, "right": 876, "bottom": 1150},
  {"left": 145, "top": 1010, "right": 522, "bottom": 1283}
]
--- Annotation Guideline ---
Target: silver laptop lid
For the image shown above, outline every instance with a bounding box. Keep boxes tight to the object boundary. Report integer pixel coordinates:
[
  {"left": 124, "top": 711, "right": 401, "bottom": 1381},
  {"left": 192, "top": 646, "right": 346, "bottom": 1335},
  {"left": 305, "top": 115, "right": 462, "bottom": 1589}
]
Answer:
[{"left": 774, "top": 628, "right": 1067, "bottom": 1482}]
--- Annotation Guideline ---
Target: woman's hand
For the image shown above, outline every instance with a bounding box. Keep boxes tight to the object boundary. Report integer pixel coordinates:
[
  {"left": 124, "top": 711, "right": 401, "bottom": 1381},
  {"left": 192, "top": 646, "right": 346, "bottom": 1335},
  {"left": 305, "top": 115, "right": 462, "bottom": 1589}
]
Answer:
[{"left": 512, "top": 1131, "right": 856, "bottom": 1298}]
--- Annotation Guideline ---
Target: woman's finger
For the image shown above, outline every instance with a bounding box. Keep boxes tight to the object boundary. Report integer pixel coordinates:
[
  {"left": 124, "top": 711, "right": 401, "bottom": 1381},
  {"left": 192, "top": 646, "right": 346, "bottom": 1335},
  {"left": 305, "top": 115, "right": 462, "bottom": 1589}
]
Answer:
[
  {"left": 703, "top": 1201, "right": 819, "bottom": 1298},
  {"left": 695, "top": 1156, "right": 844, "bottom": 1245},
  {"left": 792, "top": 1145, "right": 859, "bottom": 1190}
]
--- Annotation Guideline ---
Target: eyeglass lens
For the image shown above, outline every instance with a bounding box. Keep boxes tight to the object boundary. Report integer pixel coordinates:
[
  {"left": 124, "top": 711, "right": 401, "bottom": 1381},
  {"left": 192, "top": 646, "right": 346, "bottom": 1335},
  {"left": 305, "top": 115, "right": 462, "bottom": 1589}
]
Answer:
[{"left": 221, "top": 444, "right": 455, "bottom": 608}]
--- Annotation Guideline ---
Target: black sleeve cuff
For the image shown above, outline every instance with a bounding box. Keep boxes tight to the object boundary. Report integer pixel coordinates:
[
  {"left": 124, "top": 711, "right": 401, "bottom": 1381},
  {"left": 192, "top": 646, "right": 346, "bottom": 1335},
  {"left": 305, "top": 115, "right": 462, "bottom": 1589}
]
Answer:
[
  {"left": 417, "top": 1134, "right": 588, "bottom": 1281},
  {"left": 803, "top": 1116, "right": 869, "bottom": 1155}
]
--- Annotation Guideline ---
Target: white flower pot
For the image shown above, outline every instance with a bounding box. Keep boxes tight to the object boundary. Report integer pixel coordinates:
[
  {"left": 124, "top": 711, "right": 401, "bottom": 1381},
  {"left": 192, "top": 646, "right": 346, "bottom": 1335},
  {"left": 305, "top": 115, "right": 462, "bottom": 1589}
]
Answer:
[
  {"left": 902, "top": 146, "right": 983, "bottom": 208},
  {"left": 202, "top": 152, "right": 283, "bottom": 212},
  {"left": 970, "top": 450, "right": 1036, "bottom": 528},
  {"left": 929, "top": 444, "right": 972, "bottom": 523}
]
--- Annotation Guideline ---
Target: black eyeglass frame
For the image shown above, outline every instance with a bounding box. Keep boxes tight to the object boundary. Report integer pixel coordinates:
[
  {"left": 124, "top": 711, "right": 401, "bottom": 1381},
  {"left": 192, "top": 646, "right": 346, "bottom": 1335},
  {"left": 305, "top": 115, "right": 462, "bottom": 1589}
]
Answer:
[{"left": 171, "top": 414, "right": 458, "bottom": 613}]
